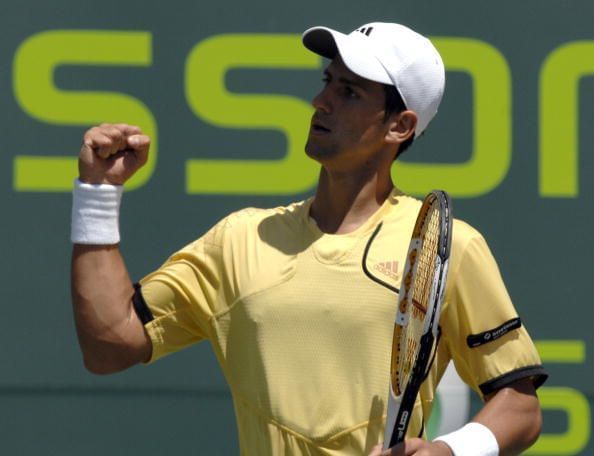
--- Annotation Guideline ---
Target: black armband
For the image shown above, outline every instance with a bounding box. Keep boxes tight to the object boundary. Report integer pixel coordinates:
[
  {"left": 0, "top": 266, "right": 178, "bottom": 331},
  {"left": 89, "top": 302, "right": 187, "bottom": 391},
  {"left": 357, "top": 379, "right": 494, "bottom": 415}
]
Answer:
[{"left": 132, "top": 283, "right": 154, "bottom": 324}]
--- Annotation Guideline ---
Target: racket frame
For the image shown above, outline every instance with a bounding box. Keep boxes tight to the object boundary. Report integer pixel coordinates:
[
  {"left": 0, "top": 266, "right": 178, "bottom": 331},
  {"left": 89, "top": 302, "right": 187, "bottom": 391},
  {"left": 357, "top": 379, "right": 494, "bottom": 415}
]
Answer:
[{"left": 383, "top": 190, "right": 452, "bottom": 449}]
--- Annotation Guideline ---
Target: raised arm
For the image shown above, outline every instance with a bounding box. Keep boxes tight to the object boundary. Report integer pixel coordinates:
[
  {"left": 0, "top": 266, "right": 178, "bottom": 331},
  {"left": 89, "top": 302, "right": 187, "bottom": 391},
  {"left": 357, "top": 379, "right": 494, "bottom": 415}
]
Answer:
[{"left": 71, "top": 123, "right": 152, "bottom": 374}]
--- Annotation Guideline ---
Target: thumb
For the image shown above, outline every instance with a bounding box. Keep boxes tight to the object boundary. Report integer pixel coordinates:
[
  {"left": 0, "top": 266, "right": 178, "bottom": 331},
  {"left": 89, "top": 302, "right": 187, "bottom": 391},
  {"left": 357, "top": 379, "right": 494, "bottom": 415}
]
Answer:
[
  {"left": 127, "top": 134, "right": 150, "bottom": 149},
  {"left": 126, "top": 134, "right": 150, "bottom": 166}
]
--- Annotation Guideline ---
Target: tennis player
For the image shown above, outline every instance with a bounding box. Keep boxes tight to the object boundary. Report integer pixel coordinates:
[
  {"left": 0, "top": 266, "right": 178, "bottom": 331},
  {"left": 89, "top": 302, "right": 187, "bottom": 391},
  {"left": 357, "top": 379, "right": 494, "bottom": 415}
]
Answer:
[{"left": 71, "top": 22, "right": 547, "bottom": 455}]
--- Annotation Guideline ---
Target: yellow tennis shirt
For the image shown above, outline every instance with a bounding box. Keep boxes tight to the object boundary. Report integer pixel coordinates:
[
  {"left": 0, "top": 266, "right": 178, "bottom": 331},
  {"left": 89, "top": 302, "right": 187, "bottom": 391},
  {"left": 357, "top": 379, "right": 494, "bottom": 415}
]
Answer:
[{"left": 139, "top": 189, "right": 546, "bottom": 455}]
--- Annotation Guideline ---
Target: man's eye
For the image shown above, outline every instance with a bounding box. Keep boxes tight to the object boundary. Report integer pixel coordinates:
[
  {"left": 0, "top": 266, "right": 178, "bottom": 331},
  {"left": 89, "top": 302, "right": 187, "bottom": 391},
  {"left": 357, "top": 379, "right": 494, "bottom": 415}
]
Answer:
[
  {"left": 321, "top": 77, "right": 330, "bottom": 85},
  {"left": 344, "top": 86, "right": 357, "bottom": 98}
]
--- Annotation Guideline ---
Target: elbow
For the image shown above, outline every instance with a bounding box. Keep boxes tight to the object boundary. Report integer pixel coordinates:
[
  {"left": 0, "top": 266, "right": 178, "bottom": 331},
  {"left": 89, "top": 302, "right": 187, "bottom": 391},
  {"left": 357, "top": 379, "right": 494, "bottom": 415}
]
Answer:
[
  {"left": 82, "top": 355, "right": 125, "bottom": 375},
  {"left": 76, "top": 323, "right": 151, "bottom": 375},
  {"left": 516, "top": 381, "right": 543, "bottom": 450},
  {"left": 524, "top": 400, "right": 543, "bottom": 449},
  {"left": 510, "top": 384, "right": 544, "bottom": 454},
  {"left": 483, "top": 379, "right": 544, "bottom": 455},
  {"left": 79, "top": 343, "right": 140, "bottom": 375}
]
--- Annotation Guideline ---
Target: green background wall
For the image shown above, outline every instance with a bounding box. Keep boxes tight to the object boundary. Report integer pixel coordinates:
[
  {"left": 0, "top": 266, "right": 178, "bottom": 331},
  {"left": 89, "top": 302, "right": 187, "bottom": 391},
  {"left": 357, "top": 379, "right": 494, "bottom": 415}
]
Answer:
[{"left": 1, "top": 0, "right": 592, "bottom": 453}]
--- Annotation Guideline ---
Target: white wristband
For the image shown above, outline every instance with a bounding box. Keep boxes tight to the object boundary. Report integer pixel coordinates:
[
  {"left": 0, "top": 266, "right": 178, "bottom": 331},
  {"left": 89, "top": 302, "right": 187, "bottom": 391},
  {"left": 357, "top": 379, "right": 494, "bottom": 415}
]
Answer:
[
  {"left": 434, "top": 422, "right": 499, "bottom": 456},
  {"left": 71, "top": 179, "right": 123, "bottom": 244}
]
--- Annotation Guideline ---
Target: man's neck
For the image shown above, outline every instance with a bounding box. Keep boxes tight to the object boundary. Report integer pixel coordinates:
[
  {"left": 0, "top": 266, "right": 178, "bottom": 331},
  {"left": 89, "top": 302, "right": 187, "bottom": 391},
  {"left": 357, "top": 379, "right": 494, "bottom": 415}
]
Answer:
[{"left": 310, "top": 168, "right": 394, "bottom": 234}]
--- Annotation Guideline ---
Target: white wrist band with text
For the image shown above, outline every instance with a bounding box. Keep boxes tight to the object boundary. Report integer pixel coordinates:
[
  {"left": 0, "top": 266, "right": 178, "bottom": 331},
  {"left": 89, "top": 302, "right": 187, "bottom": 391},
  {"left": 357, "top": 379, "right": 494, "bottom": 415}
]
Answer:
[
  {"left": 71, "top": 179, "right": 123, "bottom": 244},
  {"left": 433, "top": 422, "right": 499, "bottom": 456}
]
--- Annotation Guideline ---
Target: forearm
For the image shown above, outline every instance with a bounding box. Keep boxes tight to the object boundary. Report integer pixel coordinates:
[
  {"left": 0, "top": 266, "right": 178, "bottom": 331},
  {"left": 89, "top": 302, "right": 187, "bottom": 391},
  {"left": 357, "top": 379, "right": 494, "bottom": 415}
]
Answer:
[
  {"left": 71, "top": 244, "right": 150, "bottom": 373},
  {"left": 473, "top": 378, "right": 542, "bottom": 455},
  {"left": 70, "top": 124, "right": 153, "bottom": 373}
]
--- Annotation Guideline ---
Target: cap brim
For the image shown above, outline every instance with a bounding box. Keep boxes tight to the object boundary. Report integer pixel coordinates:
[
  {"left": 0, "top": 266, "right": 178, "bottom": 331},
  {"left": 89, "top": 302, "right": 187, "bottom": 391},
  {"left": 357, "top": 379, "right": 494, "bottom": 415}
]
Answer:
[{"left": 302, "top": 26, "right": 392, "bottom": 85}]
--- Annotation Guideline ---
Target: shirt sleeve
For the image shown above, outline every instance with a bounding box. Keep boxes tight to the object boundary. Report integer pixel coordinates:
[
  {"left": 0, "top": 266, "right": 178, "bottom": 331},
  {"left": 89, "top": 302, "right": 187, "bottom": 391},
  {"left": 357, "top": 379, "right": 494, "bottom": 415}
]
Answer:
[
  {"left": 440, "top": 226, "right": 547, "bottom": 396},
  {"left": 138, "top": 215, "right": 236, "bottom": 363}
]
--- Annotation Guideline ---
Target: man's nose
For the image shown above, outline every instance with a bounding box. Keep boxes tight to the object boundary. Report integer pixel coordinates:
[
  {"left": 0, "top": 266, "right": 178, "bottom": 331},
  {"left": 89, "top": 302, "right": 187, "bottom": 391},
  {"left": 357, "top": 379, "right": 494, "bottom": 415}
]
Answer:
[{"left": 311, "top": 87, "right": 332, "bottom": 114}]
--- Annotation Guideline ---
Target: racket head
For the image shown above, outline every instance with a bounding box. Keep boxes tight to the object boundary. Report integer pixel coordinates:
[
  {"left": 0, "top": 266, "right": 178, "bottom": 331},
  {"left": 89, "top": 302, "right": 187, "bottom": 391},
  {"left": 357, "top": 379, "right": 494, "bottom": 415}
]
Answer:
[{"left": 383, "top": 190, "right": 453, "bottom": 448}]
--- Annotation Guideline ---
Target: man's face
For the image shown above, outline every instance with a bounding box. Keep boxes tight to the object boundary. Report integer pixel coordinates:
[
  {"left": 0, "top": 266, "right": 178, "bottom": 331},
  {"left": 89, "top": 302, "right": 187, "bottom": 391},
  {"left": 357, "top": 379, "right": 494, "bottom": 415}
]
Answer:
[{"left": 305, "top": 57, "right": 391, "bottom": 171}]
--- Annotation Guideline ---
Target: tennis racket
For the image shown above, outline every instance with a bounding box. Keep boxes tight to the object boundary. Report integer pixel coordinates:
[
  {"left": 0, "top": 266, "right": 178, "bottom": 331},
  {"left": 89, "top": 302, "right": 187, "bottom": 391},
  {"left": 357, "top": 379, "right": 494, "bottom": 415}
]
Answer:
[{"left": 383, "top": 190, "right": 453, "bottom": 449}]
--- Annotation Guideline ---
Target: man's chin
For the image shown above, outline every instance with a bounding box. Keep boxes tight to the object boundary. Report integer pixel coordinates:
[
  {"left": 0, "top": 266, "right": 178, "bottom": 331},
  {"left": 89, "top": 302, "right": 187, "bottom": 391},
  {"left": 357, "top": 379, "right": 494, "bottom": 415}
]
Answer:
[{"left": 305, "top": 139, "right": 332, "bottom": 161}]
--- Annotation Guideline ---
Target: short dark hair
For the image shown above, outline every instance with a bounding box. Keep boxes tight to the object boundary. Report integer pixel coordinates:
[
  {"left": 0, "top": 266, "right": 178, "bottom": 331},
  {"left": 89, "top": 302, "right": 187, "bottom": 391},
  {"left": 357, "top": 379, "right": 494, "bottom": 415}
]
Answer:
[{"left": 383, "top": 84, "right": 414, "bottom": 159}]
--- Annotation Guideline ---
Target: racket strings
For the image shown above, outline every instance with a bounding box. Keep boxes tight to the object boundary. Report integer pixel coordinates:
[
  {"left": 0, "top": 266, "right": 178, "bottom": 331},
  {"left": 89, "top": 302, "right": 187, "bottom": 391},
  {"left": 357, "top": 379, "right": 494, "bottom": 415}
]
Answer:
[
  {"left": 412, "top": 205, "right": 440, "bottom": 312},
  {"left": 394, "top": 201, "right": 442, "bottom": 395}
]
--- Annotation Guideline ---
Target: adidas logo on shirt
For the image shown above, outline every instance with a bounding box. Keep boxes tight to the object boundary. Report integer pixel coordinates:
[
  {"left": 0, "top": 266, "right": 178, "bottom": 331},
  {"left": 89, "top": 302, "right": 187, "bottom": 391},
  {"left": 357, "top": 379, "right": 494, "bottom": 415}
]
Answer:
[{"left": 373, "top": 261, "right": 400, "bottom": 281}]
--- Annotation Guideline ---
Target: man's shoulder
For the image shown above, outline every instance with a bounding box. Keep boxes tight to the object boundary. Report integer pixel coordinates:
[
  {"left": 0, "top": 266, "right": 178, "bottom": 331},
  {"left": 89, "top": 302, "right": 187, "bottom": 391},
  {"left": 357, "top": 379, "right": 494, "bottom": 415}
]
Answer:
[
  {"left": 452, "top": 218, "right": 484, "bottom": 242},
  {"left": 383, "top": 193, "right": 486, "bottom": 249},
  {"left": 450, "top": 218, "right": 488, "bottom": 258}
]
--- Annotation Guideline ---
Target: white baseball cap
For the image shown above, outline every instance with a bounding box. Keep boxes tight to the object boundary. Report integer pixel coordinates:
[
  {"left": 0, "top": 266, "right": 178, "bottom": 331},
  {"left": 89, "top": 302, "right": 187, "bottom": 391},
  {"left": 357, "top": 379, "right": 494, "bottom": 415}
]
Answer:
[{"left": 302, "top": 22, "right": 445, "bottom": 137}]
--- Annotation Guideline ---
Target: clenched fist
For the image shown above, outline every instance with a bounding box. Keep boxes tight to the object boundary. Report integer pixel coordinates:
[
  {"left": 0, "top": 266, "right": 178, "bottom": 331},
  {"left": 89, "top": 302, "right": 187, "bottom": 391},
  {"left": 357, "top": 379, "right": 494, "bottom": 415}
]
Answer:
[{"left": 78, "top": 123, "right": 150, "bottom": 185}]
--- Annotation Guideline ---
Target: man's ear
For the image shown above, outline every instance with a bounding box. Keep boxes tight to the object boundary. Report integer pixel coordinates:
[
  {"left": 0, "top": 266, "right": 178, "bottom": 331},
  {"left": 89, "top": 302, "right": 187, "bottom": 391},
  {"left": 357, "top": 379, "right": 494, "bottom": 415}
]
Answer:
[{"left": 385, "top": 110, "right": 417, "bottom": 145}]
